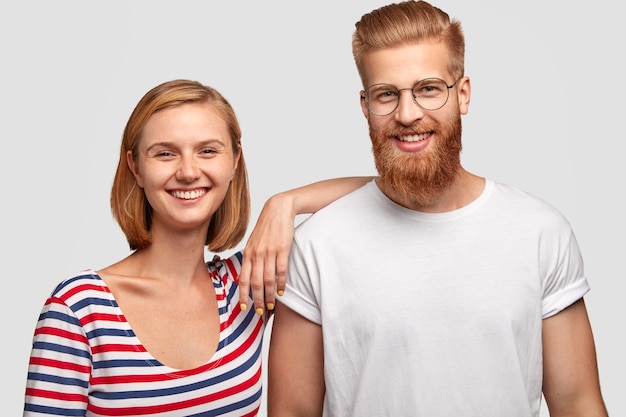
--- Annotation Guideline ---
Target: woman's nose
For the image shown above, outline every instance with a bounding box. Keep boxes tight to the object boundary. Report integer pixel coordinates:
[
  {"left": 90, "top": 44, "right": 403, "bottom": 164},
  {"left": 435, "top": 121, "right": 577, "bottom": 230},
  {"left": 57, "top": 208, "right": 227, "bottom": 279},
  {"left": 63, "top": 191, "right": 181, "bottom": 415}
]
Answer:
[{"left": 176, "top": 156, "right": 201, "bottom": 181}]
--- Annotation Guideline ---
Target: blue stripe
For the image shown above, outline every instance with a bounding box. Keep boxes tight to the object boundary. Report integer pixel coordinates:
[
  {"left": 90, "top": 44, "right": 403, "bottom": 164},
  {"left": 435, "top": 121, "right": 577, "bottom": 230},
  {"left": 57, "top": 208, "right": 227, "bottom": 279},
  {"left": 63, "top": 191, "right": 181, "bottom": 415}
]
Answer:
[
  {"left": 24, "top": 403, "right": 85, "bottom": 416},
  {"left": 38, "top": 310, "right": 82, "bottom": 326},
  {"left": 32, "top": 341, "right": 91, "bottom": 360},
  {"left": 27, "top": 371, "right": 89, "bottom": 389},
  {"left": 87, "top": 327, "right": 135, "bottom": 339},
  {"left": 72, "top": 296, "right": 117, "bottom": 311},
  {"left": 92, "top": 359, "right": 161, "bottom": 369}
]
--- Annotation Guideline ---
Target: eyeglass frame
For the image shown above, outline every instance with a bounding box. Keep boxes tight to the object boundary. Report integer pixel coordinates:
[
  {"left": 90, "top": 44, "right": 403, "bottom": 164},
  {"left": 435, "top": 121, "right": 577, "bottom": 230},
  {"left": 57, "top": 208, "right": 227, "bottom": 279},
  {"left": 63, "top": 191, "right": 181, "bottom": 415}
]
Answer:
[{"left": 360, "top": 77, "right": 463, "bottom": 116}]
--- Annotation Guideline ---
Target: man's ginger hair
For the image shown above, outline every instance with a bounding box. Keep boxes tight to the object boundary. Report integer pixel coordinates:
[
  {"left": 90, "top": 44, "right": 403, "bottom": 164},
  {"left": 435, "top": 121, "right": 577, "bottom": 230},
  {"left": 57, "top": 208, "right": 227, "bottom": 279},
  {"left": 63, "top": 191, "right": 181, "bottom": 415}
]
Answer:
[{"left": 352, "top": 0, "right": 465, "bottom": 86}]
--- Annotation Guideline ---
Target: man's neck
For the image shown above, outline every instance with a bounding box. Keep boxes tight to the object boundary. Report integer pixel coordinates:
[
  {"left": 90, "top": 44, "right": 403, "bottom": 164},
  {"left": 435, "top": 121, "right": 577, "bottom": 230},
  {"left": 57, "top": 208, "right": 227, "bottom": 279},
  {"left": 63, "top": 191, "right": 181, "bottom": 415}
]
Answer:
[{"left": 377, "top": 169, "right": 485, "bottom": 213}]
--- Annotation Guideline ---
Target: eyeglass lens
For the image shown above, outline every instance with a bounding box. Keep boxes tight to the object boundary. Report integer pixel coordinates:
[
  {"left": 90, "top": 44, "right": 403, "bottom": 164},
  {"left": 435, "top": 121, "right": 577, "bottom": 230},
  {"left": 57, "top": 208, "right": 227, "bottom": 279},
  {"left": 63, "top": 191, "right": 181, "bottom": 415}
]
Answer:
[{"left": 365, "top": 78, "right": 451, "bottom": 115}]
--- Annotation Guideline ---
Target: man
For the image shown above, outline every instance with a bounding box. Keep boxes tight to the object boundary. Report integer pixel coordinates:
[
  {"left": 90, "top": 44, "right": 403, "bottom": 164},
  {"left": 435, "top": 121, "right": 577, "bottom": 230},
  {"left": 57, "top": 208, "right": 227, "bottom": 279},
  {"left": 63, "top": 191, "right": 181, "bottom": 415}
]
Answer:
[{"left": 267, "top": 1, "right": 608, "bottom": 416}]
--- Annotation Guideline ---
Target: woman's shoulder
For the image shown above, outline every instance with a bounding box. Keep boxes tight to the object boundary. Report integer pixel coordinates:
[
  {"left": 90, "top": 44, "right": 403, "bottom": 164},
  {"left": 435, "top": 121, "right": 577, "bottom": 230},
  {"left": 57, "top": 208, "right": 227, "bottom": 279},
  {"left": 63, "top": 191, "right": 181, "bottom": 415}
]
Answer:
[{"left": 49, "top": 269, "right": 110, "bottom": 303}]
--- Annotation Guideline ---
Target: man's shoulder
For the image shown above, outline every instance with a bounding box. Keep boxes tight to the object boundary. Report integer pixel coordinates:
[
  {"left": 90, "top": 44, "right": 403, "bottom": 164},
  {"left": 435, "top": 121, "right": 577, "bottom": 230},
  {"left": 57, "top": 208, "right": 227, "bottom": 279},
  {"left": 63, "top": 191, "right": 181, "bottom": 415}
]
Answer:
[
  {"left": 294, "top": 181, "right": 375, "bottom": 237},
  {"left": 489, "top": 180, "right": 571, "bottom": 226}
]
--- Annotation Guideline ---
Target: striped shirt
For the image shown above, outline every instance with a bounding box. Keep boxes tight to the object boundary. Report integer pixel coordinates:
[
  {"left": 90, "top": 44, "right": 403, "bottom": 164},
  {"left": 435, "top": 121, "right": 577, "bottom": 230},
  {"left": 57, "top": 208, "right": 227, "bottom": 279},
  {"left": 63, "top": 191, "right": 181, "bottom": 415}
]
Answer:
[{"left": 24, "top": 252, "right": 268, "bottom": 416}]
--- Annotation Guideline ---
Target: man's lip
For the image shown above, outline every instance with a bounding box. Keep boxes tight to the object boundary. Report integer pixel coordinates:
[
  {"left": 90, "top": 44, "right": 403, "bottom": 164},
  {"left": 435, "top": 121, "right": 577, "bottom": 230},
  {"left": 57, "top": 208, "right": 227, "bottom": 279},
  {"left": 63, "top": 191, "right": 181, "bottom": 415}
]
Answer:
[{"left": 397, "top": 132, "right": 431, "bottom": 143}]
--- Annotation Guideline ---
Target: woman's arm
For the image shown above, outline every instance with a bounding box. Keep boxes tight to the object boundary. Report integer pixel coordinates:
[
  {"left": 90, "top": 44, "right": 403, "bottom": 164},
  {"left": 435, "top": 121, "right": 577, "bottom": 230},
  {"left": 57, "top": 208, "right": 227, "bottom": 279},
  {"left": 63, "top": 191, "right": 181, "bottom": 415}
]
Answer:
[
  {"left": 24, "top": 296, "right": 92, "bottom": 415},
  {"left": 238, "top": 176, "right": 374, "bottom": 314}
]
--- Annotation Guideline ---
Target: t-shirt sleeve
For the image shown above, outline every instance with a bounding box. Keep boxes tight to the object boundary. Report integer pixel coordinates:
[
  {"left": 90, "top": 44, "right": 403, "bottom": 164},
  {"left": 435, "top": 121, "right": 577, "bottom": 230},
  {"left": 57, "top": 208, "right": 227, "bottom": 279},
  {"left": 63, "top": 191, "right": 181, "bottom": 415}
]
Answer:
[
  {"left": 279, "top": 238, "right": 323, "bottom": 324},
  {"left": 541, "top": 224, "right": 590, "bottom": 319}
]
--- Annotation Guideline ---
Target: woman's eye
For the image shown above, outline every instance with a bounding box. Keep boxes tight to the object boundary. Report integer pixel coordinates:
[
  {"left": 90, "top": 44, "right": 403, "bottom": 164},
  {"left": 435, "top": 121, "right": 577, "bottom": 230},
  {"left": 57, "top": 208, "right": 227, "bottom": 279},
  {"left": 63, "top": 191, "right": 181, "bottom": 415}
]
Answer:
[
  {"left": 201, "top": 148, "right": 217, "bottom": 155},
  {"left": 156, "top": 151, "right": 173, "bottom": 157}
]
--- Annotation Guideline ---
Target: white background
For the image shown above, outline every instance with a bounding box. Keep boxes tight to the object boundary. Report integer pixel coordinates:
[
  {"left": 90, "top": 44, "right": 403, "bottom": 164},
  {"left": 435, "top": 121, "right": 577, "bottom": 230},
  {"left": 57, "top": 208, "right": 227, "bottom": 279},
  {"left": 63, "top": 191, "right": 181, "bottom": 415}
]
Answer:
[{"left": 2, "top": 1, "right": 623, "bottom": 415}]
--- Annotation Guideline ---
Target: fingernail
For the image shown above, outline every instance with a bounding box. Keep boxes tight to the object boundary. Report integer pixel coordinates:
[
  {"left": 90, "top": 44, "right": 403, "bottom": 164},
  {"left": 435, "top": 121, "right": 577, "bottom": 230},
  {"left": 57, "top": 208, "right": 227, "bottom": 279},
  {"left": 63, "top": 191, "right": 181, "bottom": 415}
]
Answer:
[
  {"left": 256, "top": 308, "right": 264, "bottom": 316},
  {"left": 267, "top": 303, "right": 275, "bottom": 310},
  {"left": 277, "top": 290, "right": 284, "bottom": 296},
  {"left": 240, "top": 303, "right": 247, "bottom": 312}
]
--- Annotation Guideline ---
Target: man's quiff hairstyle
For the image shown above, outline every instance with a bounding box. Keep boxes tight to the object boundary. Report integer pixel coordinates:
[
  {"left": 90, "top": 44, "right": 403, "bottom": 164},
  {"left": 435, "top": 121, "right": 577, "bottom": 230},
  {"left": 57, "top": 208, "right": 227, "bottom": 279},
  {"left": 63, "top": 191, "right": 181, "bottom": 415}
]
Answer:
[
  {"left": 110, "top": 79, "right": 250, "bottom": 252},
  {"left": 352, "top": 0, "right": 465, "bottom": 86}
]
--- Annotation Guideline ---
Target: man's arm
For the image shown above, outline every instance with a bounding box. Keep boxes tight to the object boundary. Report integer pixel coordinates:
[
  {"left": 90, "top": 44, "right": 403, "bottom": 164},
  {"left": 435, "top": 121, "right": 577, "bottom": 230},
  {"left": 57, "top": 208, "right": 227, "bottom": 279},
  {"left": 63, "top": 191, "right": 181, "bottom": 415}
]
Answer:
[
  {"left": 268, "top": 301, "right": 325, "bottom": 416},
  {"left": 542, "top": 298, "right": 608, "bottom": 416}
]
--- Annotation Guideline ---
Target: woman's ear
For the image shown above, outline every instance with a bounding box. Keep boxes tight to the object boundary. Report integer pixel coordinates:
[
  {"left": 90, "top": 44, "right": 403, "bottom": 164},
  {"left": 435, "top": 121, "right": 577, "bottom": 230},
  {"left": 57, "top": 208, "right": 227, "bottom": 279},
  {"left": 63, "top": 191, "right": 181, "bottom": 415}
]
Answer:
[
  {"left": 233, "top": 143, "right": 241, "bottom": 173},
  {"left": 126, "top": 150, "right": 144, "bottom": 188}
]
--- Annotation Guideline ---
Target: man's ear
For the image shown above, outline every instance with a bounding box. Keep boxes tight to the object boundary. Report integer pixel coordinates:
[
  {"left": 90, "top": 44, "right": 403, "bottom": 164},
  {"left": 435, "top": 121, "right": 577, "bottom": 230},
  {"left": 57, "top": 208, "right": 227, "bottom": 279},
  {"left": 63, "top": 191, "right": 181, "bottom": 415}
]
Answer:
[
  {"left": 359, "top": 92, "right": 370, "bottom": 120},
  {"left": 457, "top": 76, "right": 471, "bottom": 115},
  {"left": 126, "top": 150, "right": 144, "bottom": 188}
]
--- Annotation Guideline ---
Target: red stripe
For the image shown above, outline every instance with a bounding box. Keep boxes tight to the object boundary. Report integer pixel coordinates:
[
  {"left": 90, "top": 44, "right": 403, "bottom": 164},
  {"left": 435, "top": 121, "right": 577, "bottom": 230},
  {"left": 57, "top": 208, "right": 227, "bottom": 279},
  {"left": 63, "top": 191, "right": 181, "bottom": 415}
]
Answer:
[
  {"left": 92, "top": 343, "right": 146, "bottom": 354},
  {"left": 29, "top": 357, "right": 91, "bottom": 374},
  {"left": 34, "top": 326, "right": 89, "bottom": 344},
  {"left": 224, "top": 257, "right": 240, "bottom": 283},
  {"left": 87, "top": 367, "right": 262, "bottom": 416},
  {"left": 220, "top": 301, "right": 243, "bottom": 332},
  {"left": 82, "top": 312, "right": 125, "bottom": 326},
  {"left": 25, "top": 387, "right": 87, "bottom": 403},
  {"left": 61, "top": 282, "right": 110, "bottom": 301}
]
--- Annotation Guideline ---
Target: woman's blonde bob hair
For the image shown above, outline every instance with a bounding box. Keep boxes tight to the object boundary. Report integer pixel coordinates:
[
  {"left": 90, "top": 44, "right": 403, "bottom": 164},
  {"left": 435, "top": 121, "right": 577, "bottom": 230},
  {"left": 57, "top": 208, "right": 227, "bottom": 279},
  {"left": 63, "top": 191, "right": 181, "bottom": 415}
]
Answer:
[{"left": 110, "top": 79, "right": 250, "bottom": 253}]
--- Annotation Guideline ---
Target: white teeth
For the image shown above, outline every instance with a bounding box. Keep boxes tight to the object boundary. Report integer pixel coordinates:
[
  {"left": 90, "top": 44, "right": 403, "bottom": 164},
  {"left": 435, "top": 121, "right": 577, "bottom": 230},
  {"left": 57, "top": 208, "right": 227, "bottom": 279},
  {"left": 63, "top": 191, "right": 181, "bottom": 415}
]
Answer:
[
  {"left": 401, "top": 133, "right": 429, "bottom": 142},
  {"left": 172, "top": 189, "right": 206, "bottom": 199}
]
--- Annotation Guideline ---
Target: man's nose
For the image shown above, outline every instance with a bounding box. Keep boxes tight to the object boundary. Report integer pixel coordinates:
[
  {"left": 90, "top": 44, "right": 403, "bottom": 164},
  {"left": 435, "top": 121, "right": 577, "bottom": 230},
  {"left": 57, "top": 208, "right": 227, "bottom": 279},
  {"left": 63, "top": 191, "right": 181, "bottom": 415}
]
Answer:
[{"left": 395, "top": 88, "right": 424, "bottom": 124}]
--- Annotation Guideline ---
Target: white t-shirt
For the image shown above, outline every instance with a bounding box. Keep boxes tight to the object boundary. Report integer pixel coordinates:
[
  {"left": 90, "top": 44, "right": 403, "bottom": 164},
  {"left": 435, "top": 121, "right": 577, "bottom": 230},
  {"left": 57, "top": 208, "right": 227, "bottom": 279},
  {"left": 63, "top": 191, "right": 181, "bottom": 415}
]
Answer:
[{"left": 280, "top": 179, "right": 589, "bottom": 417}]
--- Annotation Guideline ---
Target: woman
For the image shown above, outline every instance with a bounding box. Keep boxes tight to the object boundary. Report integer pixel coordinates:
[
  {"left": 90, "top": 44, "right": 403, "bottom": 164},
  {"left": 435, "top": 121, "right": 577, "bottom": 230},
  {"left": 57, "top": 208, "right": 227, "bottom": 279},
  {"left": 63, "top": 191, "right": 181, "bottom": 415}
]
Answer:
[{"left": 23, "top": 79, "right": 369, "bottom": 416}]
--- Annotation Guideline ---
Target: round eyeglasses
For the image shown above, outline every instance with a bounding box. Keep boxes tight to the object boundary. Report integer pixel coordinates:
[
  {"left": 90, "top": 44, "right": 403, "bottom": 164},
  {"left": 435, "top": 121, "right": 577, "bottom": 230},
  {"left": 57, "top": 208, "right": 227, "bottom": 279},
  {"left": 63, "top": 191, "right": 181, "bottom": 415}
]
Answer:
[{"left": 361, "top": 77, "right": 461, "bottom": 116}]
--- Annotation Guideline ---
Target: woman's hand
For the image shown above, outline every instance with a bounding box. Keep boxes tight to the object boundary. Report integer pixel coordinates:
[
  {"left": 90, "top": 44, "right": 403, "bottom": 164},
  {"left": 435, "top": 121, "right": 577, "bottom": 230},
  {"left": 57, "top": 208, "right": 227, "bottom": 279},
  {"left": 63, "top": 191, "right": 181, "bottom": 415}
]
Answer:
[
  {"left": 238, "top": 194, "right": 295, "bottom": 315},
  {"left": 238, "top": 176, "right": 373, "bottom": 315}
]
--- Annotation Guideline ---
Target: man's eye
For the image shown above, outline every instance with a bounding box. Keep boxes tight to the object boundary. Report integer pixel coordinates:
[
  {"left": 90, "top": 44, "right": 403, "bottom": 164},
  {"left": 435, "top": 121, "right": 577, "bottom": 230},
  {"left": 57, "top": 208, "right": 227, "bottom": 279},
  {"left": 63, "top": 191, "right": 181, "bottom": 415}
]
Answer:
[{"left": 375, "top": 90, "right": 398, "bottom": 102}]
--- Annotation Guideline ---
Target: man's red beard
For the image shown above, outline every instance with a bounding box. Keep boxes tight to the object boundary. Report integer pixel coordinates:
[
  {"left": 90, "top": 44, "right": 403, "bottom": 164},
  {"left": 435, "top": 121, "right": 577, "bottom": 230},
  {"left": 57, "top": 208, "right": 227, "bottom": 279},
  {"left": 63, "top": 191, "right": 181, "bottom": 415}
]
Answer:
[{"left": 370, "top": 113, "right": 463, "bottom": 207}]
